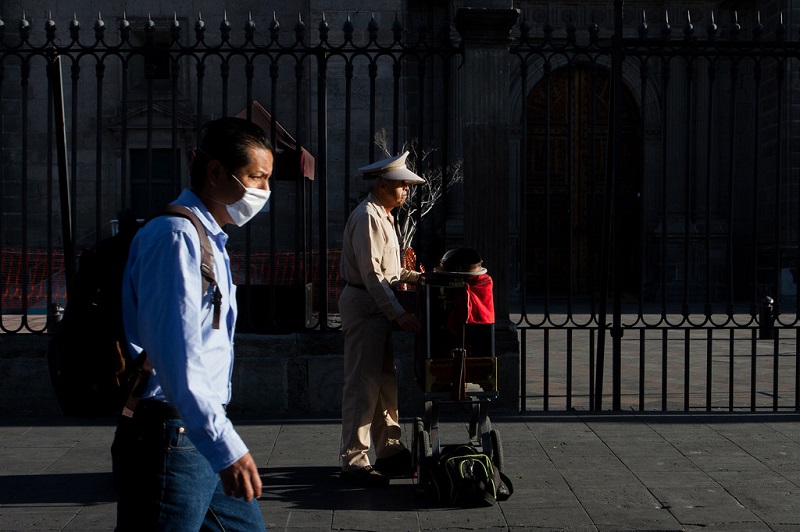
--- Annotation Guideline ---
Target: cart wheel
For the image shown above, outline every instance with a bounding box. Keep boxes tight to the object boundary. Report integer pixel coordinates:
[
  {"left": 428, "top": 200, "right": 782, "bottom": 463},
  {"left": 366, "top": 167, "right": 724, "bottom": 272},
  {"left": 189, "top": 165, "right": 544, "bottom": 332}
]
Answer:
[
  {"left": 416, "top": 424, "right": 431, "bottom": 487},
  {"left": 411, "top": 417, "right": 423, "bottom": 470},
  {"left": 489, "top": 429, "right": 504, "bottom": 472}
]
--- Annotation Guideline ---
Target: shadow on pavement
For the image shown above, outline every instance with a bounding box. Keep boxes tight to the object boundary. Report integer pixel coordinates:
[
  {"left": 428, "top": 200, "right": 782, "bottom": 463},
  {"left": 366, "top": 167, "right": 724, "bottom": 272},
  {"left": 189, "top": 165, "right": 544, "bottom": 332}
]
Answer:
[
  {"left": 260, "top": 466, "right": 436, "bottom": 511},
  {"left": 0, "top": 472, "right": 115, "bottom": 504}
]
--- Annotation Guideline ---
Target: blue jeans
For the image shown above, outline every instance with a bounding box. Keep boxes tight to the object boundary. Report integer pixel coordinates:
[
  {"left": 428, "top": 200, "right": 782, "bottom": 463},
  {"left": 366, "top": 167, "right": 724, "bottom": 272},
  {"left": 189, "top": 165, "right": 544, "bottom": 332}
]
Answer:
[{"left": 112, "top": 410, "right": 265, "bottom": 531}]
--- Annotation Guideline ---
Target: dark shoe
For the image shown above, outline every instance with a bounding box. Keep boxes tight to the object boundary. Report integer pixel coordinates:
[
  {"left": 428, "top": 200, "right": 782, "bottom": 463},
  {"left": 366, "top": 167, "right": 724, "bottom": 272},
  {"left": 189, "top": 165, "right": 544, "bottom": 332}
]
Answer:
[
  {"left": 340, "top": 466, "right": 390, "bottom": 487},
  {"left": 374, "top": 449, "right": 414, "bottom": 478}
]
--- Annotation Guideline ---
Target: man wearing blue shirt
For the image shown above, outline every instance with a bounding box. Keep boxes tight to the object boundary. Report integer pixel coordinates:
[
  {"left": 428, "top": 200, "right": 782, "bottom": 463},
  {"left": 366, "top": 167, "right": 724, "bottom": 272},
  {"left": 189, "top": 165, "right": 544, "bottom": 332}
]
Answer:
[{"left": 111, "top": 117, "right": 273, "bottom": 530}]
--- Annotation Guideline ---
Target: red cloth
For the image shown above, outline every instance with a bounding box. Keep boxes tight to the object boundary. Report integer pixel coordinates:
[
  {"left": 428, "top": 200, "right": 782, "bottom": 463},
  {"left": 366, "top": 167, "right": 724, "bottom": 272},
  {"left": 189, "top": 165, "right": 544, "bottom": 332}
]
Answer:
[
  {"left": 464, "top": 274, "right": 494, "bottom": 324},
  {"left": 446, "top": 274, "right": 494, "bottom": 336}
]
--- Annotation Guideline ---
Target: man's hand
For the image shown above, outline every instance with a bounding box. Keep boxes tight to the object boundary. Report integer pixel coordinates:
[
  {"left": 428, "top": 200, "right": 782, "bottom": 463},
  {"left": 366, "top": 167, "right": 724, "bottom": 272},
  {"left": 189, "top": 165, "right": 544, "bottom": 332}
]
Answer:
[
  {"left": 220, "top": 452, "right": 262, "bottom": 502},
  {"left": 396, "top": 312, "right": 421, "bottom": 333}
]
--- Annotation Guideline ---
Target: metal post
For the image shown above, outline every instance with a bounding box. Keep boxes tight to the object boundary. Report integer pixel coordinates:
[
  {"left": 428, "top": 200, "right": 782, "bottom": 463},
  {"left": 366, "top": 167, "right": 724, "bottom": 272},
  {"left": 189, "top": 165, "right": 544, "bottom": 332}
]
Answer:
[
  {"left": 610, "top": 0, "right": 625, "bottom": 412},
  {"left": 596, "top": 0, "right": 625, "bottom": 410},
  {"left": 47, "top": 54, "right": 75, "bottom": 300},
  {"left": 317, "top": 51, "right": 329, "bottom": 329}
]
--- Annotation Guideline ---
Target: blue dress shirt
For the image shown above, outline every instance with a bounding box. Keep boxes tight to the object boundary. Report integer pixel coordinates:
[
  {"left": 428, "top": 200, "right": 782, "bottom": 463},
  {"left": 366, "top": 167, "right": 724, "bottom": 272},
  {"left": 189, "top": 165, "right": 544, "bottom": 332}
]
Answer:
[{"left": 121, "top": 189, "right": 248, "bottom": 472}]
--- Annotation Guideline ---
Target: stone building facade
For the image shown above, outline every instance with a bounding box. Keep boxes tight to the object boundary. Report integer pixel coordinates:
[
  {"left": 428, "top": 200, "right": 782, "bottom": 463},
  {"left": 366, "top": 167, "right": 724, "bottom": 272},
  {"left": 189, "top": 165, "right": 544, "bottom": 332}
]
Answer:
[{"left": 2, "top": 0, "right": 798, "bottom": 317}]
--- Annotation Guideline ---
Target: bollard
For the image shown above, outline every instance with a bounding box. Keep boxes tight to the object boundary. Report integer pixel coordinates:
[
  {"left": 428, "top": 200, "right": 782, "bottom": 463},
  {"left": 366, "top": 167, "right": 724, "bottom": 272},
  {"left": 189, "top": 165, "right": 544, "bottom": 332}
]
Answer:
[{"left": 759, "top": 296, "right": 775, "bottom": 340}]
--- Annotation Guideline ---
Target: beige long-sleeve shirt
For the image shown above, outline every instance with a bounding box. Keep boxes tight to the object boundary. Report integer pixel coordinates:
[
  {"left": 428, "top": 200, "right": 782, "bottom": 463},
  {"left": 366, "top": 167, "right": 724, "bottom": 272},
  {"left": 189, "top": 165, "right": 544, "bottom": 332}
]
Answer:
[{"left": 340, "top": 193, "right": 419, "bottom": 321}]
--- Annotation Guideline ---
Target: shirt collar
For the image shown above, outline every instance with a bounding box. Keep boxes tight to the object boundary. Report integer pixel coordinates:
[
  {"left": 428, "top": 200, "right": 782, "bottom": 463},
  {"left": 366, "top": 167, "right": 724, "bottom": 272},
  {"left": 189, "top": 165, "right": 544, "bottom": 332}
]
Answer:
[
  {"left": 174, "top": 189, "right": 228, "bottom": 245},
  {"left": 366, "top": 192, "right": 394, "bottom": 221}
]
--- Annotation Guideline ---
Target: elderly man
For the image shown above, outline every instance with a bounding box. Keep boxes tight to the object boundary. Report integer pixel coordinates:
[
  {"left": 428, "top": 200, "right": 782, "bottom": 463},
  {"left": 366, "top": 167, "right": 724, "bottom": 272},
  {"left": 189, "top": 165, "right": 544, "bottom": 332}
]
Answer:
[{"left": 338, "top": 151, "right": 425, "bottom": 486}]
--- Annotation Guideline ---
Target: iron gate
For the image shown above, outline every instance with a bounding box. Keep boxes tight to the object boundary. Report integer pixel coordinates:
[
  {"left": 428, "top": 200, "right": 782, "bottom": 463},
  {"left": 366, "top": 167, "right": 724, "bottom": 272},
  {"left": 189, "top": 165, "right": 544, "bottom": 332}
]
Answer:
[
  {"left": 2, "top": 3, "right": 800, "bottom": 412},
  {"left": 512, "top": 3, "right": 800, "bottom": 412}
]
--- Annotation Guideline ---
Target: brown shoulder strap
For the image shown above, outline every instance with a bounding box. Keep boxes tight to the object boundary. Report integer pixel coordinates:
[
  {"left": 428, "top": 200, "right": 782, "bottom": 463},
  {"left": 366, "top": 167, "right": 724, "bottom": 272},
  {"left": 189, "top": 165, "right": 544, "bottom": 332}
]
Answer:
[
  {"left": 122, "top": 205, "right": 222, "bottom": 418},
  {"left": 159, "top": 205, "right": 221, "bottom": 330}
]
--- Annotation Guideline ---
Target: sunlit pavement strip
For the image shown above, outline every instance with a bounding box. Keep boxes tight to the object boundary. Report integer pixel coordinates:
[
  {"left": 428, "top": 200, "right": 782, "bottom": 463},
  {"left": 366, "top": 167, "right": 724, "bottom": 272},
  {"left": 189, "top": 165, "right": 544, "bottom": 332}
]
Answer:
[{"left": 1, "top": 412, "right": 800, "bottom": 530}]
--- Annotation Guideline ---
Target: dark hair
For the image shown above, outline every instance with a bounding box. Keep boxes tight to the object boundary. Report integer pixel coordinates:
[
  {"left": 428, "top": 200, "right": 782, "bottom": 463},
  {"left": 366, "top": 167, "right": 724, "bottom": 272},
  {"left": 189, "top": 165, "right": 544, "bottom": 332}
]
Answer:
[{"left": 190, "top": 117, "right": 272, "bottom": 188}]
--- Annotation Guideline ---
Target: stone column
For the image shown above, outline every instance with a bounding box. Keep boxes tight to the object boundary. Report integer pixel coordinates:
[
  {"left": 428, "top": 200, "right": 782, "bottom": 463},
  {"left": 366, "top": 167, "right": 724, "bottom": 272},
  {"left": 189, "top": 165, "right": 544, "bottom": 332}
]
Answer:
[
  {"left": 456, "top": 4, "right": 520, "bottom": 410},
  {"left": 455, "top": 5, "right": 519, "bottom": 326}
]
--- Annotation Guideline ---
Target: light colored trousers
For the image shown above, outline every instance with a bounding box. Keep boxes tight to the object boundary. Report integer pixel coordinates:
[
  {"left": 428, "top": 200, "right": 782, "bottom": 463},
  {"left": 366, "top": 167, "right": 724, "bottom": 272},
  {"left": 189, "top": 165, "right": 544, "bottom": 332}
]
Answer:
[{"left": 339, "top": 286, "right": 406, "bottom": 471}]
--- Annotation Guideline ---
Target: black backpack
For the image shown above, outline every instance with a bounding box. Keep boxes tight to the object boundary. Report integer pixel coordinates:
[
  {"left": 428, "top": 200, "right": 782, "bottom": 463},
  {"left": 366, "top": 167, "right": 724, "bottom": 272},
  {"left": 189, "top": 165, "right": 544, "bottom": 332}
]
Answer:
[
  {"left": 47, "top": 205, "right": 219, "bottom": 418},
  {"left": 425, "top": 443, "right": 513, "bottom": 507}
]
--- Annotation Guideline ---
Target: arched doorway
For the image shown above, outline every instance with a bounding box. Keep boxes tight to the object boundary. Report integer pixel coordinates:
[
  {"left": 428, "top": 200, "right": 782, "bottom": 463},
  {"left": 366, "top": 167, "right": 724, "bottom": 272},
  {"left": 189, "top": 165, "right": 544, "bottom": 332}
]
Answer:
[{"left": 526, "top": 64, "right": 642, "bottom": 298}]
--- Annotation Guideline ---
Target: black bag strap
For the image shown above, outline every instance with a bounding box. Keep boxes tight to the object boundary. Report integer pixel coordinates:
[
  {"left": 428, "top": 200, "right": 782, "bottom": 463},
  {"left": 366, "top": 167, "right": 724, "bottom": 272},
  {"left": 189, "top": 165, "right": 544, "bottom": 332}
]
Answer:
[
  {"left": 121, "top": 354, "right": 152, "bottom": 418},
  {"left": 121, "top": 205, "right": 220, "bottom": 418}
]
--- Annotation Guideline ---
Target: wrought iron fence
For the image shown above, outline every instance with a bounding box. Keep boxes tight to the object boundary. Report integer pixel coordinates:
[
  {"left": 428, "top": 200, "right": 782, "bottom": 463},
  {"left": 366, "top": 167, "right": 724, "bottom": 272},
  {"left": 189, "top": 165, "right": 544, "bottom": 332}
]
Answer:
[
  {"left": 3, "top": 3, "right": 800, "bottom": 412},
  {"left": 0, "top": 9, "right": 460, "bottom": 333},
  {"left": 512, "top": 4, "right": 800, "bottom": 411}
]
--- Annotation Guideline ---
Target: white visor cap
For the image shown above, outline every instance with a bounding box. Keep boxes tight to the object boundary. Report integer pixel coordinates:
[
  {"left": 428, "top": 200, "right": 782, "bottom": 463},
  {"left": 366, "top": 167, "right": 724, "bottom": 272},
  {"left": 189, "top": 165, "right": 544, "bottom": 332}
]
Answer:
[{"left": 358, "top": 151, "right": 426, "bottom": 184}]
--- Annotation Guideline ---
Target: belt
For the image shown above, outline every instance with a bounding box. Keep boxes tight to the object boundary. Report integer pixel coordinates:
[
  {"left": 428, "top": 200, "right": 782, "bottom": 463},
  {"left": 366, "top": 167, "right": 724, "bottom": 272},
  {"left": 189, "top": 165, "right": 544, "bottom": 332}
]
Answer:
[
  {"left": 134, "top": 399, "right": 182, "bottom": 420},
  {"left": 345, "top": 282, "right": 367, "bottom": 290}
]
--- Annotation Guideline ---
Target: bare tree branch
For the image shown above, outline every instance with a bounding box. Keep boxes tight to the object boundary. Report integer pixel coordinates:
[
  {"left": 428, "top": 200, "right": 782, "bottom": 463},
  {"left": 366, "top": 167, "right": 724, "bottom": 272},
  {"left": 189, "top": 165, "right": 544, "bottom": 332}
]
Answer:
[{"left": 374, "top": 129, "right": 463, "bottom": 249}]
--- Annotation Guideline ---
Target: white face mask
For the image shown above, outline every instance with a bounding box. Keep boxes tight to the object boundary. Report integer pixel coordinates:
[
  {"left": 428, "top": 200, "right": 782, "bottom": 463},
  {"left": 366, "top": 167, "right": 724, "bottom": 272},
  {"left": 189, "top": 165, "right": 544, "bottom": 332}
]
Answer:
[{"left": 227, "top": 174, "right": 270, "bottom": 227}]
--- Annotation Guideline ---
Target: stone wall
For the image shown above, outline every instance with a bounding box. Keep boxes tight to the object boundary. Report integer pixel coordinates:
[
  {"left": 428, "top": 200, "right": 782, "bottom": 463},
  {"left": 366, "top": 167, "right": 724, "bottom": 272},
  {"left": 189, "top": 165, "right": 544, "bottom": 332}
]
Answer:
[{"left": 0, "top": 331, "right": 520, "bottom": 419}]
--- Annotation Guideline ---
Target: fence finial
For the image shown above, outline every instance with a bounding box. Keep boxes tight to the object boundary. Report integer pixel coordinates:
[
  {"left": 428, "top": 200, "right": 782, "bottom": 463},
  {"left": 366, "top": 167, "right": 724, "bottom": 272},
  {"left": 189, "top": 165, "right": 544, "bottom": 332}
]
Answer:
[
  {"left": 415, "top": 15, "right": 427, "bottom": 43},
  {"left": 45, "top": 10, "right": 55, "bottom": 36},
  {"left": 588, "top": 17, "right": 599, "bottom": 43},
  {"left": 518, "top": 16, "right": 530, "bottom": 41},
  {"left": 19, "top": 11, "right": 30, "bottom": 41},
  {"left": 392, "top": 12, "right": 403, "bottom": 43},
  {"left": 753, "top": 11, "right": 763, "bottom": 41},
  {"left": 684, "top": 9, "right": 694, "bottom": 40},
  {"left": 294, "top": 13, "right": 305, "bottom": 43},
  {"left": 317, "top": 11, "right": 330, "bottom": 42},
  {"left": 194, "top": 12, "right": 205, "bottom": 42},
  {"left": 343, "top": 13, "right": 354, "bottom": 42},
  {"left": 638, "top": 10, "right": 648, "bottom": 39},
  {"left": 319, "top": 12, "right": 329, "bottom": 42},
  {"left": 245, "top": 11, "right": 255, "bottom": 42},
  {"left": 661, "top": 10, "right": 671, "bottom": 39},
  {"left": 69, "top": 12, "right": 80, "bottom": 41},
  {"left": 119, "top": 11, "right": 129, "bottom": 40},
  {"left": 220, "top": 9, "right": 231, "bottom": 41},
  {"left": 731, "top": 10, "right": 740, "bottom": 39},
  {"left": 269, "top": 12, "right": 280, "bottom": 42},
  {"left": 777, "top": 11, "right": 785, "bottom": 41},
  {"left": 566, "top": 16, "right": 576, "bottom": 44},
  {"left": 368, "top": 12, "right": 379, "bottom": 42},
  {"left": 707, "top": 11, "right": 717, "bottom": 39},
  {"left": 543, "top": 8, "right": 553, "bottom": 41},
  {"left": 170, "top": 12, "right": 180, "bottom": 42},
  {"left": 94, "top": 11, "right": 105, "bottom": 40}
]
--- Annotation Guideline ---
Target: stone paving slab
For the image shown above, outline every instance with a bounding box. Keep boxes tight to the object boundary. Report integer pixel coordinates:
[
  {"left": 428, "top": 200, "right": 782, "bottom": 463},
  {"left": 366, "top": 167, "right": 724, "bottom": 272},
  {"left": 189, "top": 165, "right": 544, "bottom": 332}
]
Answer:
[{"left": 0, "top": 412, "right": 800, "bottom": 530}]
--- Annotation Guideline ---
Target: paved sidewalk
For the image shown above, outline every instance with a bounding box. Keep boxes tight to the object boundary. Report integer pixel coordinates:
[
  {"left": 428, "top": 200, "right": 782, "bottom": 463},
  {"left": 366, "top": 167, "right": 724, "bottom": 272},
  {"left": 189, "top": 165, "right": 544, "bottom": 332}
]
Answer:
[{"left": 2, "top": 411, "right": 800, "bottom": 530}]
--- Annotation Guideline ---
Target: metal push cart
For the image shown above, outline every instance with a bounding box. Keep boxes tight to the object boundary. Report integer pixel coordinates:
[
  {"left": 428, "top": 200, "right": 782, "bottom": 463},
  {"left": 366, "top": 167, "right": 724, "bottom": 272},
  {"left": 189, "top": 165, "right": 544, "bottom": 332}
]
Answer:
[{"left": 410, "top": 249, "right": 504, "bottom": 484}]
